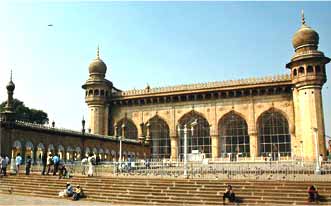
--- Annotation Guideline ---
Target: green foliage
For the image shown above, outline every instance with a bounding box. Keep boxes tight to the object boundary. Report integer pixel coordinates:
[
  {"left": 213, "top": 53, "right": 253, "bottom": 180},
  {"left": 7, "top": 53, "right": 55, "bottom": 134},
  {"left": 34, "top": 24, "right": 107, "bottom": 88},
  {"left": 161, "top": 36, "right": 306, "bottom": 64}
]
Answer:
[{"left": 0, "top": 99, "right": 49, "bottom": 124}]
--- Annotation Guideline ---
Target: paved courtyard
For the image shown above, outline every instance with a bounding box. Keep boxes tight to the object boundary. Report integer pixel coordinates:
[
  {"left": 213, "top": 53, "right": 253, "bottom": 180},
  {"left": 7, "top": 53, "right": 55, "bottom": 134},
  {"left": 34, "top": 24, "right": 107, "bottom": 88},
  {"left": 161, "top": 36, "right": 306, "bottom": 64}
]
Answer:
[{"left": 0, "top": 194, "right": 116, "bottom": 206}]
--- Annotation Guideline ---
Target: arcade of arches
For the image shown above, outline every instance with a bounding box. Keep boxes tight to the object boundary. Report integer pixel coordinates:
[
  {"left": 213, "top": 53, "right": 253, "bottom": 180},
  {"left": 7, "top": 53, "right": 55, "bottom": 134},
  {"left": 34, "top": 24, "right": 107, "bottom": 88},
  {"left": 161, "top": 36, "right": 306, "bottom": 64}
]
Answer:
[{"left": 112, "top": 108, "right": 292, "bottom": 160}]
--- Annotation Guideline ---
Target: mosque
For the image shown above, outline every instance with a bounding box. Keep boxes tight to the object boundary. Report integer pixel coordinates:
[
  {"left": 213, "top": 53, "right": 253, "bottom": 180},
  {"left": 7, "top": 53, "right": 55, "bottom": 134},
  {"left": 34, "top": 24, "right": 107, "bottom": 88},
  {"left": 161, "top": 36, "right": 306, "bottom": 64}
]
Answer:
[{"left": 0, "top": 12, "right": 329, "bottom": 162}]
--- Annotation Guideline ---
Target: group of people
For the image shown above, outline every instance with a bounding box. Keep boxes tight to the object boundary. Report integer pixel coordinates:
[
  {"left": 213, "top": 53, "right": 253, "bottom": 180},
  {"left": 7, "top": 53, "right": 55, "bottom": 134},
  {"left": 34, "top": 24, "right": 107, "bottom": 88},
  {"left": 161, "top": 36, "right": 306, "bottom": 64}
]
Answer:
[
  {"left": 0, "top": 154, "right": 10, "bottom": 176},
  {"left": 41, "top": 153, "right": 68, "bottom": 178},
  {"left": 81, "top": 153, "right": 96, "bottom": 177},
  {"left": 59, "top": 182, "right": 84, "bottom": 201}
]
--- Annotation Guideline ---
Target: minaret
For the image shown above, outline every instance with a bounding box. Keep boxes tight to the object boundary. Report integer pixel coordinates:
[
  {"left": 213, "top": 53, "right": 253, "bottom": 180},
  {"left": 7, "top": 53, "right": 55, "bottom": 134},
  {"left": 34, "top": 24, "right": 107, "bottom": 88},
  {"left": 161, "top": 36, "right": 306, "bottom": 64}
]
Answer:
[
  {"left": 1, "top": 71, "right": 16, "bottom": 122},
  {"left": 286, "top": 11, "right": 330, "bottom": 160},
  {"left": 82, "top": 47, "right": 112, "bottom": 135}
]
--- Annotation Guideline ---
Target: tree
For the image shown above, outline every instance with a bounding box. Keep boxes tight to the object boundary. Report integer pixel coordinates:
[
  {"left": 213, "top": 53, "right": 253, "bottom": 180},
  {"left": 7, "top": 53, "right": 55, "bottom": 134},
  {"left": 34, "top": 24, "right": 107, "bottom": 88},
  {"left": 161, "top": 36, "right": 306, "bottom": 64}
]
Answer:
[{"left": 0, "top": 99, "right": 49, "bottom": 124}]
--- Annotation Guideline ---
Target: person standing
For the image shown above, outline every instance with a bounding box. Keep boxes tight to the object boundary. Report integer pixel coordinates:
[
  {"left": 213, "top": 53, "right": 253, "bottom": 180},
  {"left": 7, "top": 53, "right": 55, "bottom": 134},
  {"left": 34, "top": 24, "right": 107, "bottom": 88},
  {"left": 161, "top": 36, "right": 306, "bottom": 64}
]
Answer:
[
  {"left": 81, "top": 156, "right": 88, "bottom": 175},
  {"left": 52, "top": 154, "right": 60, "bottom": 175},
  {"left": 87, "top": 154, "right": 94, "bottom": 177},
  {"left": 25, "top": 156, "right": 32, "bottom": 175},
  {"left": 46, "top": 154, "right": 53, "bottom": 175},
  {"left": 0, "top": 155, "right": 7, "bottom": 176},
  {"left": 41, "top": 153, "right": 47, "bottom": 175},
  {"left": 15, "top": 153, "right": 22, "bottom": 175}
]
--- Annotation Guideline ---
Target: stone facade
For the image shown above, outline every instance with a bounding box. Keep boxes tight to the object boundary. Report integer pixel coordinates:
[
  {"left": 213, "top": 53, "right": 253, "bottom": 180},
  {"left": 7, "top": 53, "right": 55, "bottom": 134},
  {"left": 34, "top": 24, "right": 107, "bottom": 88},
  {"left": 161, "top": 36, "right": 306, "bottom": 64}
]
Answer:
[
  {"left": 83, "top": 13, "right": 329, "bottom": 161},
  {"left": 0, "top": 121, "right": 149, "bottom": 163}
]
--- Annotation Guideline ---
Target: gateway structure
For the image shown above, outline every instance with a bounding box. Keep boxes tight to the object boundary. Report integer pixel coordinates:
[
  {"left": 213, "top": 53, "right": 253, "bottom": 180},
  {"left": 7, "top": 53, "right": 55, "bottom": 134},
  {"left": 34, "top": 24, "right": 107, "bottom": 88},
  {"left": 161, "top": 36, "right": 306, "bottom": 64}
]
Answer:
[{"left": 83, "top": 13, "right": 330, "bottom": 161}]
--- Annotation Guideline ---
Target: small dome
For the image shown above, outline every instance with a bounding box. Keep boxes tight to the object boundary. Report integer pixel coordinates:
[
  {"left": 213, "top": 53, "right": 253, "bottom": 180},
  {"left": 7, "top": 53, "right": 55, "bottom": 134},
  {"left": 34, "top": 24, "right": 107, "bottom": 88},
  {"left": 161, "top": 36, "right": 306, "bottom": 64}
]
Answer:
[
  {"left": 6, "top": 71, "right": 15, "bottom": 91},
  {"left": 292, "top": 11, "right": 319, "bottom": 50},
  {"left": 292, "top": 24, "right": 319, "bottom": 49},
  {"left": 6, "top": 80, "right": 15, "bottom": 91},
  {"left": 88, "top": 46, "right": 107, "bottom": 75},
  {"left": 88, "top": 58, "right": 107, "bottom": 75}
]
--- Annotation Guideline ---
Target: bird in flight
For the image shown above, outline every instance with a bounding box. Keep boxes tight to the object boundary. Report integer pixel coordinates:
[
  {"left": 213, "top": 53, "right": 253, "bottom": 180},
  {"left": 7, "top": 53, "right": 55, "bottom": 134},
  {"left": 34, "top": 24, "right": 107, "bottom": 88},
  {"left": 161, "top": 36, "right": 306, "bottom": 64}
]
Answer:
[{"left": 48, "top": 24, "right": 53, "bottom": 27}]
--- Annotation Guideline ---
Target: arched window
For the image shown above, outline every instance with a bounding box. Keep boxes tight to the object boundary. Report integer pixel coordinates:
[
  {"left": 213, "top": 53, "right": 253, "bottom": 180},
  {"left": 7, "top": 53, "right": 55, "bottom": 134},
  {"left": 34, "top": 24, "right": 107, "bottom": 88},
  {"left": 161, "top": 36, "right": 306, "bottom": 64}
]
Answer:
[
  {"left": 298, "top": 67, "right": 305, "bottom": 75},
  {"left": 94, "top": 89, "right": 99, "bottom": 96},
  {"left": 146, "top": 116, "right": 170, "bottom": 160},
  {"left": 307, "top": 65, "right": 313, "bottom": 73},
  {"left": 315, "top": 65, "right": 321, "bottom": 73},
  {"left": 100, "top": 90, "right": 105, "bottom": 96},
  {"left": 116, "top": 118, "right": 138, "bottom": 140},
  {"left": 219, "top": 111, "right": 250, "bottom": 157},
  {"left": 293, "top": 69, "right": 297, "bottom": 77},
  {"left": 258, "top": 109, "right": 291, "bottom": 157},
  {"left": 88, "top": 90, "right": 93, "bottom": 95},
  {"left": 178, "top": 111, "right": 211, "bottom": 158}
]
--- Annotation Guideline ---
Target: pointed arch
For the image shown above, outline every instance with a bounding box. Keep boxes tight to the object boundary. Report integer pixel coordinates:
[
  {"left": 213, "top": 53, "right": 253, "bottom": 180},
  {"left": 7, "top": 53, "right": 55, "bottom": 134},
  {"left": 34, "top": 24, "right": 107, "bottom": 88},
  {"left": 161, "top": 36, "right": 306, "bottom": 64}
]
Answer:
[
  {"left": 257, "top": 108, "right": 291, "bottom": 157},
  {"left": 218, "top": 111, "right": 250, "bottom": 157},
  {"left": 37, "top": 143, "right": 45, "bottom": 151},
  {"left": 146, "top": 115, "right": 171, "bottom": 159},
  {"left": 25, "top": 141, "right": 34, "bottom": 150},
  {"left": 116, "top": 117, "right": 138, "bottom": 140},
  {"left": 178, "top": 110, "right": 211, "bottom": 158},
  {"left": 13, "top": 140, "right": 22, "bottom": 149},
  {"left": 48, "top": 144, "right": 55, "bottom": 153}
]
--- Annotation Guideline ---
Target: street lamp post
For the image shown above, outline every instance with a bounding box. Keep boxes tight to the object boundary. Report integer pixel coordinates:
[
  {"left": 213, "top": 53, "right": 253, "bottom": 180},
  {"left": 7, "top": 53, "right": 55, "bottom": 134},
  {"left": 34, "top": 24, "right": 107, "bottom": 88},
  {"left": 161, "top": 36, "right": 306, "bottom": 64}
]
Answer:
[
  {"left": 300, "top": 140, "right": 304, "bottom": 166},
  {"left": 312, "top": 128, "right": 321, "bottom": 175},
  {"left": 119, "top": 136, "right": 122, "bottom": 169},
  {"left": 183, "top": 124, "right": 188, "bottom": 177},
  {"left": 178, "top": 120, "right": 197, "bottom": 178}
]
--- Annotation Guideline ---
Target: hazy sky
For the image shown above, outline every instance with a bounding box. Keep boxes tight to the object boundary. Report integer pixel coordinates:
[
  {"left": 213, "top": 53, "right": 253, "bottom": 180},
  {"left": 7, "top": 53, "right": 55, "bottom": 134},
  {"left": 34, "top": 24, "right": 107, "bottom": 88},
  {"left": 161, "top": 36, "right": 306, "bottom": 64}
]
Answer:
[{"left": 0, "top": 1, "right": 330, "bottom": 136}]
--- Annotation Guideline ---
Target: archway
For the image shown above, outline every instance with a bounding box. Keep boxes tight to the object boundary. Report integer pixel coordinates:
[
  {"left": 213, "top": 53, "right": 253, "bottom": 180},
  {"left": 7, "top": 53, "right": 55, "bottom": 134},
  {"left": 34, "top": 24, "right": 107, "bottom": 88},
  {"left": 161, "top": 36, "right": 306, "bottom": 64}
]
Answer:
[
  {"left": 146, "top": 115, "right": 171, "bottom": 160},
  {"left": 48, "top": 144, "right": 55, "bottom": 155},
  {"left": 25, "top": 141, "right": 34, "bottom": 163},
  {"left": 57, "top": 145, "right": 65, "bottom": 160},
  {"left": 66, "top": 146, "right": 74, "bottom": 162},
  {"left": 99, "top": 148, "right": 104, "bottom": 161},
  {"left": 74, "top": 146, "right": 81, "bottom": 161},
  {"left": 116, "top": 118, "right": 138, "bottom": 140},
  {"left": 219, "top": 111, "right": 250, "bottom": 158},
  {"left": 12, "top": 140, "right": 22, "bottom": 161},
  {"left": 257, "top": 109, "right": 291, "bottom": 157},
  {"left": 178, "top": 111, "right": 211, "bottom": 158},
  {"left": 36, "top": 143, "right": 45, "bottom": 163},
  {"left": 84, "top": 147, "right": 90, "bottom": 158}
]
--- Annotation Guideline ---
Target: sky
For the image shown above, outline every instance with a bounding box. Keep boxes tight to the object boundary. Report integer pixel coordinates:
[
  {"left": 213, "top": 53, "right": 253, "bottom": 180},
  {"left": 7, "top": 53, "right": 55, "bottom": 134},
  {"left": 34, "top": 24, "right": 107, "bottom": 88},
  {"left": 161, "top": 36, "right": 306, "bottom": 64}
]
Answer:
[{"left": 0, "top": 1, "right": 330, "bottom": 136}]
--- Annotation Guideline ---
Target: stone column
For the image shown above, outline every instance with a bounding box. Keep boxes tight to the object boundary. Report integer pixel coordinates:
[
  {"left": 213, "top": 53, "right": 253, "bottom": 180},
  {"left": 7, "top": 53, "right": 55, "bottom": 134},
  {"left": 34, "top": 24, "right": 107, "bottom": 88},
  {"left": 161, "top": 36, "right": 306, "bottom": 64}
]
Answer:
[
  {"left": 170, "top": 135, "right": 178, "bottom": 160},
  {"left": 249, "top": 131, "right": 258, "bottom": 159},
  {"left": 32, "top": 147, "right": 37, "bottom": 165},
  {"left": 211, "top": 134, "right": 219, "bottom": 159}
]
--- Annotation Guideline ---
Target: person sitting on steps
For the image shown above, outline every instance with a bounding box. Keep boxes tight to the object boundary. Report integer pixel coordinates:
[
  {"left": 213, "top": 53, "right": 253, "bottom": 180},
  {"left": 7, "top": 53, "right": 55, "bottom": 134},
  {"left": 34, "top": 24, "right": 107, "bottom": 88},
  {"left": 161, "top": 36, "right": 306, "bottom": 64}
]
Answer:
[
  {"left": 307, "top": 185, "right": 319, "bottom": 202},
  {"left": 223, "top": 184, "right": 236, "bottom": 203},
  {"left": 72, "top": 185, "right": 84, "bottom": 201}
]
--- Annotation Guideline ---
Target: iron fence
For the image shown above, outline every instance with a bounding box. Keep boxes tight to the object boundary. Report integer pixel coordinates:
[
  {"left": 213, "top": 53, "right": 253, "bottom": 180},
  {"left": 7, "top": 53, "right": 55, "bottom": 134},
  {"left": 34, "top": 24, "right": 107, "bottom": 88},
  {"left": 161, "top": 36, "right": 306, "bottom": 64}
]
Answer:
[{"left": 10, "top": 160, "right": 331, "bottom": 181}]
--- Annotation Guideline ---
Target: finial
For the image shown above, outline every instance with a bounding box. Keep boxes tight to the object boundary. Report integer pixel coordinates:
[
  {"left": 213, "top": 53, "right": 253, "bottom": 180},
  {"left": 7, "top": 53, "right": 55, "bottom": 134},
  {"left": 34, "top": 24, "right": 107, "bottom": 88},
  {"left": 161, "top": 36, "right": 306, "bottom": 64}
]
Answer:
[
  {"left": 96, "top": 45, "right": 100, "bottom": 59},
  {"left": 10, "top": 70, "right": 13, "bottom": 82},
  {"left": 301, "top": 9, "right": 305, "bottom": 25}
]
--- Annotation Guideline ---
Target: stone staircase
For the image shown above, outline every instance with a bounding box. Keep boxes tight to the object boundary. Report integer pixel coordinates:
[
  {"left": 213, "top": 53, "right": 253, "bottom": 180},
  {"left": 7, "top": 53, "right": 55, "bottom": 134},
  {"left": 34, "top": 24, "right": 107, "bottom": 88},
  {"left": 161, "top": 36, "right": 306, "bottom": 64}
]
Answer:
[{"left": 1, "top": 174, "right": 331, "bottom": 205}]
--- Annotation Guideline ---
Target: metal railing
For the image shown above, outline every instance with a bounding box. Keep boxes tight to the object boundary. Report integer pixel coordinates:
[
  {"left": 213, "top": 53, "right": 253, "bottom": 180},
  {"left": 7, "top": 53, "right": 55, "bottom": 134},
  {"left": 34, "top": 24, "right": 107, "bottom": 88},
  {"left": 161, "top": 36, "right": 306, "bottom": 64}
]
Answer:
[{"left": 7, "top": 160, "right": 331, "bottom": 182}]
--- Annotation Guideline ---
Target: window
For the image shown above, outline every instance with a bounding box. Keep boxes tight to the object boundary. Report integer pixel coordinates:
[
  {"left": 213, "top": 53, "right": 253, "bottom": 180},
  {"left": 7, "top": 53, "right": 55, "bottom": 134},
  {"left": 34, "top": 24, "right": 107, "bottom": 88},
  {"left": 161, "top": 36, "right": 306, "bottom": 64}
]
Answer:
[
  {"left": 219, "top": 111, "right": 250, "bottom": 157},
  {"left": 116, "top": 118, "right": 138, "bottom": 140},
  {"left": 146, "top": 116, "right": 170, "bottom": 160},
  {"left": 293, "top": 69, "right": 297, "bottom": 76},
  {"left": 315, "top": 65, "right": 321, "bottom": 73},
  {"left": 307, "top": 65, "right": 313, "bottom": 73},
  {"left": 258, "top": 109, "right": 291, "bottom": 157},
  {"left": 178, "top": 111, "right": 211, "bottom": 158}
]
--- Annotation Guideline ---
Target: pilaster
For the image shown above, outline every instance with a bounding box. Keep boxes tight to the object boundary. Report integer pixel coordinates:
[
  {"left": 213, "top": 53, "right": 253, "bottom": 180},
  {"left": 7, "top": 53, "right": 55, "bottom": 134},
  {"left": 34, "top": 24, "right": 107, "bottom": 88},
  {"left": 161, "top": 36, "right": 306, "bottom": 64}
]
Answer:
[{"left": 170, "top": 135, "right": 178, "bottom": 160}]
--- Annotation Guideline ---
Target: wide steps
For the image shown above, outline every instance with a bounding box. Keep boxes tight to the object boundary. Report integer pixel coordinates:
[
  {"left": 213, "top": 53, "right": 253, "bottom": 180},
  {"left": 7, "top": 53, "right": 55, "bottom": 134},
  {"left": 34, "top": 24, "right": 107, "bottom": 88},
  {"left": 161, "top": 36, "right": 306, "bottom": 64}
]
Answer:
[{"left": 1, "top": 175, "right": 331, "bottom": 205}]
